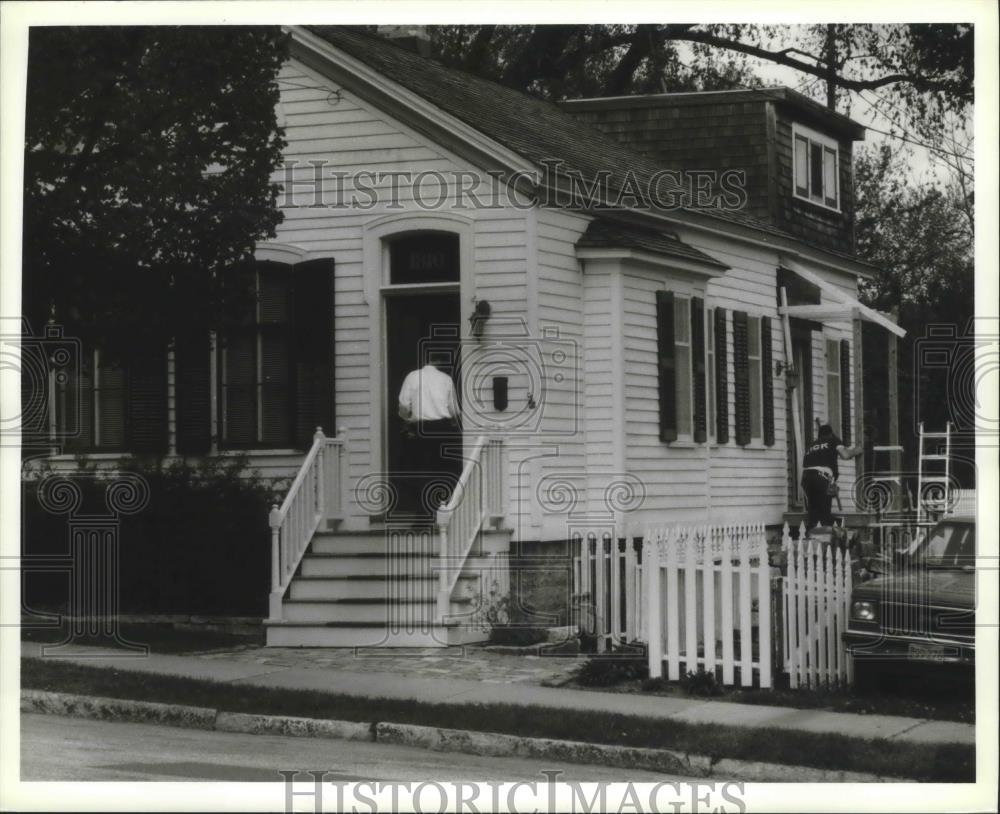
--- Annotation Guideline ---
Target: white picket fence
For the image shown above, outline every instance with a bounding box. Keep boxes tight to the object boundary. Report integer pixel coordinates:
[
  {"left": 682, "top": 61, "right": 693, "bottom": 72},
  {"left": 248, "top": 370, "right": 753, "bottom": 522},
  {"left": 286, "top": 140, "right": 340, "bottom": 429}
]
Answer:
[
  {"left": 644, "top": 524, "right": 772, "bottom": 688},
  {"left": 782, "top": 522, "right": 853, "bottom": 688},
  {"left": 571, "top": 530, "right": 644, "bottom": 650}
]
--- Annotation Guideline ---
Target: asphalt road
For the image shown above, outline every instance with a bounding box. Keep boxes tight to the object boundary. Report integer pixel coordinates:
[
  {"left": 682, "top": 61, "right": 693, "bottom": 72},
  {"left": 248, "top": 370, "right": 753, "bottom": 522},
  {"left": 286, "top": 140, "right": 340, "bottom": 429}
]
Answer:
[{"left": 20, "top": 713, "right": 689, "bottom": 783}]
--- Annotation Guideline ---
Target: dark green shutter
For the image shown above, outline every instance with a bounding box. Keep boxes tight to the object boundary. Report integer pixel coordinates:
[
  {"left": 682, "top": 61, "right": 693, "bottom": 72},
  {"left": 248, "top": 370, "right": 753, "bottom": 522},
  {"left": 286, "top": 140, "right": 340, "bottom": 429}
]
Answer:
[
  {"left": 126, "top": 342, "right": 168, "bottom": 453},
  {"left": 761, "top": 317, "right": 775, "bottom": 447},
  {"left": 714, "top": 308, "right": 729, "bottom": 443},
  {"left": 691, "top": 297, "right": 706, "bottom": 443},
  {"left": 174, "top": 331, "right": 212, "bottom": 454},
  {"left": 656, "top": 290, "right": 677, "bottom": 443},
  {"left": 220, "top": 262, "right": 259, "bottom": 447},
  {"left": 733, "top": 310, "right": 751, "bottom": 446},
  {"left": 840, "top": 339, "right": 852, "bottom": 444},
  {"left": 292, "top": 258, "right": 335, "bottom": 449}
]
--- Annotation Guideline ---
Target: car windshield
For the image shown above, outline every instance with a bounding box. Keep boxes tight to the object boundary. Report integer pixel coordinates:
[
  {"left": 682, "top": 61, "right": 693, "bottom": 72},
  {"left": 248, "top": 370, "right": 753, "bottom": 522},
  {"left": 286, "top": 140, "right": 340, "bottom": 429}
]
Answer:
[{"left": 913, "top": 522, "right": 975, "bottom": 568}]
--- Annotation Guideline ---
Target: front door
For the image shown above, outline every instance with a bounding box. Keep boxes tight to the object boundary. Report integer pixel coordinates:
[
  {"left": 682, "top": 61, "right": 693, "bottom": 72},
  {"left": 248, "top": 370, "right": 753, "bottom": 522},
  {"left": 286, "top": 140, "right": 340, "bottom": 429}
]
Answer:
[{"left": 385, "top": 291, "right": 462, "bottom": 520}]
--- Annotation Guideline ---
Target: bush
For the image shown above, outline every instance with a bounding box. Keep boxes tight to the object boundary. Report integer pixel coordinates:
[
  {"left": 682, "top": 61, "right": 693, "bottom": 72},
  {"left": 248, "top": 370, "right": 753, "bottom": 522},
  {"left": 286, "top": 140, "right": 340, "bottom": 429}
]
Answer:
[
  {"left": 21, "top": 455, "right": 283, "bottom": 617},
  {"left": 488, "top": 626, "right": 548, "bottom": 647},
  {"left": 575, "top": 641, "right": 648, "bottom": 687},
  {"left": 680, "top": 668, "right": 723, "bottom": 697}
]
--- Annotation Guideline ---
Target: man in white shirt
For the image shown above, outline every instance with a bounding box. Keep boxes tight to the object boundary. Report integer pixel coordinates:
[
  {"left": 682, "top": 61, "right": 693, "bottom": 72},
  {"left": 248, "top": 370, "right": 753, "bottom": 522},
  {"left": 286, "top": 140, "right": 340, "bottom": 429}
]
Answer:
[
  {"left": 398, "top": 363, "right": 459, "bottom": 424},
  {"left": 396, "top": 359, "right": 461, "bottom": 517}
]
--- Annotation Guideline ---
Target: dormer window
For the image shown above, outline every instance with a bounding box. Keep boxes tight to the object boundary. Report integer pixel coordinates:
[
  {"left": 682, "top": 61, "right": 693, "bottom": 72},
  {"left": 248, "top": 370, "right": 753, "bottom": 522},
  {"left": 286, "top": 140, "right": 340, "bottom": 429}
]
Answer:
[{"left": 793, "top": 124, "right": 840, "bottom": 211}]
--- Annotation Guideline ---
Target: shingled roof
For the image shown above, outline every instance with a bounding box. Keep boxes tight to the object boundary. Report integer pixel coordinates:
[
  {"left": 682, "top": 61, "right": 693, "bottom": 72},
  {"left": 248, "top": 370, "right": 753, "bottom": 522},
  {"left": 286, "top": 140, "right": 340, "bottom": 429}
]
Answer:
[
  {"left": 577, "top": 219, "right": 730, "bottom": 270},
  {"left": 304, "top": 26, "right": 868, "bottom": 266}
]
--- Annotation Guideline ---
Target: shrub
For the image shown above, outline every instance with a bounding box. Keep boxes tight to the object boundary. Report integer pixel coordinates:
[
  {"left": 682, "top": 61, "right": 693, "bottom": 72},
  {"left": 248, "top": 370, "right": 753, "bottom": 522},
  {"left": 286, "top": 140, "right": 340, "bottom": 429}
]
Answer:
[
  {"left": 575, "top": 641, "right": 648, "bottom": 687},
  {"left": 21, "top": 455, "right": 283, "bottom": 617},
  {"left": 681, "top": 668, "right": 723, "bottom": 697}
]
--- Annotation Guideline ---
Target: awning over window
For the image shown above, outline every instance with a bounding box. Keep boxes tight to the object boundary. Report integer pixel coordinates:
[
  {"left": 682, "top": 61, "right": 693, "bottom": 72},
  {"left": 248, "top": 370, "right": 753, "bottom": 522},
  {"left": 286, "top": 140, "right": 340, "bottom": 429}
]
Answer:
[{"left": 776, "top": 260, "right": 906, "bottom": 338}]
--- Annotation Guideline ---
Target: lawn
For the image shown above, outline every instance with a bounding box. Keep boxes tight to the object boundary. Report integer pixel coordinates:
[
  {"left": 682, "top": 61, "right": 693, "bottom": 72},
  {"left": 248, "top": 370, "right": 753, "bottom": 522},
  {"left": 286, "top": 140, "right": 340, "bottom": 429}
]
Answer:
[{"left": 21, "top": 657, "right": 974, "bottom": 782}]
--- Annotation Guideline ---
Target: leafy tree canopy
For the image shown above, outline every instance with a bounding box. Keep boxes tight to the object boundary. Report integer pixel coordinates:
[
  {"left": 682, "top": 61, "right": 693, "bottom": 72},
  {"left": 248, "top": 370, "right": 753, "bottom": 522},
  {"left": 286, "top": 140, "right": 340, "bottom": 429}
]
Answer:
[{"left": 23, "top": 26, "right": 289, "bottom": 350}]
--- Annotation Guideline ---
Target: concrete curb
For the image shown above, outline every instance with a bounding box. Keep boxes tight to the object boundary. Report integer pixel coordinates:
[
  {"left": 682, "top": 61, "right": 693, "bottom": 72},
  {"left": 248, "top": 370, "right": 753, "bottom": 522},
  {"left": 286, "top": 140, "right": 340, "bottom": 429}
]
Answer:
[
  {"left": 20, "top": 689, "right": 216, "bottom": 730},
  {"left": 376, "top": 721, "right": 712, "bottom": 777},
  {"left": 21, "top": 690, "right": 904, "bottom": 782},
  {"left": 215, "top": 711, "right": 374, "bottom": 741}
]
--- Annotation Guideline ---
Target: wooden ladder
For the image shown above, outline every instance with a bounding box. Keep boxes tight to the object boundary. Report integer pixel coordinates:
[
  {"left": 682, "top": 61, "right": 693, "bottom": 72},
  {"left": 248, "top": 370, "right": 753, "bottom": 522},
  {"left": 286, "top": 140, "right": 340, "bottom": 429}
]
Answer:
[{"left": 917, "top": 421, "right": 952, "bottom": 523}]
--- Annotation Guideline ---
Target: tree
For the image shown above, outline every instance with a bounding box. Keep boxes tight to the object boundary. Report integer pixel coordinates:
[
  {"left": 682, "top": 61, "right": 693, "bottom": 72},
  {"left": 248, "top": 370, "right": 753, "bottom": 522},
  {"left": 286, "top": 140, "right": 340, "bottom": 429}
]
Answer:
[
  {"left": 854, "top": 143, "right": 976, "bottom": 485},
  {"left": 22, "top": 26, "right": 289, "bottom": 349},
  {"left": 420, "top": 24, "right": 972, "bottom": 171}
]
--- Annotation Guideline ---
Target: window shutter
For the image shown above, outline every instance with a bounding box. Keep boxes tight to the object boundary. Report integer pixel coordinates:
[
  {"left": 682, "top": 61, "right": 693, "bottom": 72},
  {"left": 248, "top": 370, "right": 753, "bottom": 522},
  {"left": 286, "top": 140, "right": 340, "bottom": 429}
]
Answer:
[
  {"left": 733, "top": 310, "right": 751, "bottom": 446},
  {"left": 65, "top": 352, "right": 94, "bottom": 451},
  {"left": 126, "top": 341, "right": 168, "bottom": 453},
  {"left": 714, "top": 308, "right": 729, "bottom": 444},
  {"left": 840, "top": 338, "right": 852, "bottom": 445},
  {"left": 222, "top": 328, "right": 257, "bottom": 447},
  {"left": 761, "top": 317, "right": 775, "bottom": 447},
  {"left": 259, "top": 263, "right": 292, "bottom": 447},
  {"left": 656, "top": 290, "right": 677, "bottom": 443},
  {"left": 292, "top": 258, "right": 335, "bottom": 449},
  {"left": 794, "top": 136, "right": 809, "bottom": 197},
  {"left": 174, "top": 331, "right": 212, "bottom": 454},
  {"left": 691, "top": 297, "right": 706, "bottom": 443}
]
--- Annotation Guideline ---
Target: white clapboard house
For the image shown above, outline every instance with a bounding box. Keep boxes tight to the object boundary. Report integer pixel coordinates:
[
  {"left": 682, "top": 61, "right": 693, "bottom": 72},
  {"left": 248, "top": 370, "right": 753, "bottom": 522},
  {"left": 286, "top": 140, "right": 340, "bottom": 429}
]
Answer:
[{"left": 38, "top": 26, "right": 905, "bottom": 646}]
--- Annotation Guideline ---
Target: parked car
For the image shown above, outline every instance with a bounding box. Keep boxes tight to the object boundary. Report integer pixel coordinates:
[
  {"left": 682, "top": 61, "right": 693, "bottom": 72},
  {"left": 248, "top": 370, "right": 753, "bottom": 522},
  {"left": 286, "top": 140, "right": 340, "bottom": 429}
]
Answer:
[{"left": 844, "top": 515, "right": 975, "bottom": 671}]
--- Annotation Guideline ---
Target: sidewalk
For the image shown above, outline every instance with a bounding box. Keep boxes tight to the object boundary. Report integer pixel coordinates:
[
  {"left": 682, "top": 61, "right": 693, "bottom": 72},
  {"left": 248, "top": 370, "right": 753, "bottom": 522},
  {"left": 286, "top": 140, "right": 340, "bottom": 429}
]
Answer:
[{"left": 20, "top": 641, "right": 974, "bottom": 746}]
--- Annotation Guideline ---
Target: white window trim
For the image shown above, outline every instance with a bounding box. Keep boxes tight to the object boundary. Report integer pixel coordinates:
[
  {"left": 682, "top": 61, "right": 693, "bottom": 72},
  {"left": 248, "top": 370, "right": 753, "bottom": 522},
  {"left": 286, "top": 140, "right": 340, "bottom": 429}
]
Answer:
[
  {"left": 825, "top": 336, "right": 843, "bottom": 438},
  {"left": 792, "top": 123, "right": 841, "bottom": 213}
]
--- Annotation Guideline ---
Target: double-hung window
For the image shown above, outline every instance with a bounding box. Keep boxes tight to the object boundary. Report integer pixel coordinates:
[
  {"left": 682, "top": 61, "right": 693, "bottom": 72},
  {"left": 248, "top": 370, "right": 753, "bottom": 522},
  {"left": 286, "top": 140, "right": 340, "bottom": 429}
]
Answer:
[
  {"left": 656, "top": 291, "right": 707, "bottom": 443},
  {"left": 732, "top": 311, "right": 775, "bottom": 447},
  {"left": 793, "top": 124, "right": 840, "bottom": 210}
]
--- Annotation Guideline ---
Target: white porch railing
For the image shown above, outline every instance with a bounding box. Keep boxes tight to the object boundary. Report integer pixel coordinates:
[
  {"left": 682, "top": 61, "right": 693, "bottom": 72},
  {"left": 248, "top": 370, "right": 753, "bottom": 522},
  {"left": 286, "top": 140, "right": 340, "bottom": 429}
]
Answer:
[
  {"left": 267, "top": 427, "right": 347, "bottom": 620},
  {"left": 435, "top": 436, "right": 504, "bottom": 621}
]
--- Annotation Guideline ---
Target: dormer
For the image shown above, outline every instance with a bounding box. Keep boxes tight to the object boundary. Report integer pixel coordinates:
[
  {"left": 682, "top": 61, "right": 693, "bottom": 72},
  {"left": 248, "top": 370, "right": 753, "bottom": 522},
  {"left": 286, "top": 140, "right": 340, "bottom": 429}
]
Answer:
[{"left": 560, "top": 88, "right": 867, "bottom": 255}]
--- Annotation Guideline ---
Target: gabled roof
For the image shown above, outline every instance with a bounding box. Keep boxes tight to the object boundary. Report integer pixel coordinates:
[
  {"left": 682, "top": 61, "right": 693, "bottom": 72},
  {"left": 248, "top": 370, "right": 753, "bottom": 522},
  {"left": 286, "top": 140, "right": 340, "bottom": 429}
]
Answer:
[
  {"left": 577, "top": 219, "right": 730, "bottom": 271},
  {"left": 299, "top": 26, "right": 872, "bottom": 272}
]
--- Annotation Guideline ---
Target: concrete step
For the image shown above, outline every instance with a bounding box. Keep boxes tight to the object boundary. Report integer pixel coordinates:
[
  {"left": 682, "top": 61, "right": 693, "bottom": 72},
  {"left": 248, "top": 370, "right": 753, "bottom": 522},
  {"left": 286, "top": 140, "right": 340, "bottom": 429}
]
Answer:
[
  {"left": 312, "top": 530, "right": 437, "bottom": 556},
  {"left": 299, "top": 553, "right": 436, "bottom": 578},
  {"left": 288, "top": 573, "right": 478, "bottom": 601},
  {"left": 264, "top": 621, "right": 478, "bottom": 648},
  {"left": 280, "top": 597, "right": 473, "bottom": 624}
]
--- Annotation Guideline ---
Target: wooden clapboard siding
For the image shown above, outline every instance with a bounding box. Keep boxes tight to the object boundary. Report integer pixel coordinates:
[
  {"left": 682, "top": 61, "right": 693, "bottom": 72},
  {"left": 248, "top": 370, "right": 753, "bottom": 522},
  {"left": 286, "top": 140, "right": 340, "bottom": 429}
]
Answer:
[
  {"left": 272, "top": 59, "right": 531, "bottom": 529},
  {"left": 533, "top": 208, "right": 589, "bottom": 533}
]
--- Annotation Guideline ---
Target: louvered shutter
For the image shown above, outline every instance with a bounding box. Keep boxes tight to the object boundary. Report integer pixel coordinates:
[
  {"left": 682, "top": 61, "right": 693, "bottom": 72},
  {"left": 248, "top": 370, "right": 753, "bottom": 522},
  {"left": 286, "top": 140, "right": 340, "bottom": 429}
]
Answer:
[
  {"left": 714, "top": 308, "right": 729, "bottom": 443},
  {"left": 175, "top": 331, "right": 212, "bottom": 454},
  {"left": 220, "top": 262, "right": 258, "bottom": 447},
  {"left": 292, "top": 258, "right": 335, "bottom": 449},
  {"left": 733, "top": 310, "right": 751, "bottom": 446},
  {"left": 691, "top": 297, "right": 707, "bottom": 443},
  {"left": 761, "top": 317, "right": 775, "bottom": 447},
  {"left": 656, "top": 290, "right": 677, "bottom": 443},
  {"left": 97, "top": 349, "right": 126, "bottom": 450},
  {"left": 840, "top": 339, "right": 852, "bottom": 444},
  {"left": 65, "top": 352, "right": 94, "bottom": 451},
  {"left": 126, "top": 341, "right": 167, "bottom": 453}
]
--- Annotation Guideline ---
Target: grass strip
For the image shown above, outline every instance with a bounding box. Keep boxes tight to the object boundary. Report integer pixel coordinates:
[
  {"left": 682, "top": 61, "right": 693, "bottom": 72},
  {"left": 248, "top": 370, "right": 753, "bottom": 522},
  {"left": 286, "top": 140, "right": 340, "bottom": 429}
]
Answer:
[{"left": 22, "top": 658, "right": 973, "bottom": 782}]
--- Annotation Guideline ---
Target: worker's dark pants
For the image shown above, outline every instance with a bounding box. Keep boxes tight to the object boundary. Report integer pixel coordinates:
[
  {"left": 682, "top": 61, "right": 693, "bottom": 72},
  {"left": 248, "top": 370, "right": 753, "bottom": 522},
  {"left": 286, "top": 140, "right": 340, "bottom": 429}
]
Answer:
[
  {"left": 802, "top": 469, "right": 835, "bottom": 529},
  {"left": 398, "top": 419, "right": 462, "bottom": 518}
]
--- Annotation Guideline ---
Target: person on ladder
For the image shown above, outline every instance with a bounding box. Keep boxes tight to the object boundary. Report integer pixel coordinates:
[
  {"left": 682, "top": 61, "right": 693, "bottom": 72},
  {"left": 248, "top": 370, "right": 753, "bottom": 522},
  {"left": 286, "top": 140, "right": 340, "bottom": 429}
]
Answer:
[{"left": 801, "top": 423, "right": 864, "bottom": 531}]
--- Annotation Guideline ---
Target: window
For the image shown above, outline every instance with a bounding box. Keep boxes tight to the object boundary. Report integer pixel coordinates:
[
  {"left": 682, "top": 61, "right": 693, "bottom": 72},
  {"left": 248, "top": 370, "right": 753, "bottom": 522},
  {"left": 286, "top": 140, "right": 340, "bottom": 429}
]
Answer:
[
  {"left": 733, "top": 312, "right": 775, "bottom": 447},
  {"left": 713, "top": 307, "right": 729, "bottom": 443},
  {"left": 60, "top": 343, "right": 167, "bottom": 453},
  {"left": 656, "top": 291, "right": 708, "bottom": 443},
  {"left": 793, "top": 124, "right": 840, "bottom": 210},
  {"left": 748, "top": 318, "right": 762, "bottom": 440},
  {"left": 220, "top": 262, "right": 292, "bottom": 447},
  {"left": 215, "top": 258, "right": 335, "bottom": 450}
]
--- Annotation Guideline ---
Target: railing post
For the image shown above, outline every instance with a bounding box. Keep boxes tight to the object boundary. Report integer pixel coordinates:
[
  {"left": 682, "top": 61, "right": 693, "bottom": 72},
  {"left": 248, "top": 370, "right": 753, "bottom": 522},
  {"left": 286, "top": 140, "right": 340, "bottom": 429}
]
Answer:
[
  {"left": 436, "top": 508, "right": 451, "bottom": 622},
  {"left": 268, "top": 503, "right": 282, "bottom": 620},
  {"left": 314, "top": 426, "right": 325, "bottom": 522}
]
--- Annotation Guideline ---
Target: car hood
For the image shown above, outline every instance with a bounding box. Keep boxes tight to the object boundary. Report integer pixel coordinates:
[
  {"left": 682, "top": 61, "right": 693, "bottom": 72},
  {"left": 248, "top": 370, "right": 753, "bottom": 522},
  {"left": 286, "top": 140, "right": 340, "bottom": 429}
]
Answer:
[{"left": 853, "top": 569, "right": 975, "bottom": 608}]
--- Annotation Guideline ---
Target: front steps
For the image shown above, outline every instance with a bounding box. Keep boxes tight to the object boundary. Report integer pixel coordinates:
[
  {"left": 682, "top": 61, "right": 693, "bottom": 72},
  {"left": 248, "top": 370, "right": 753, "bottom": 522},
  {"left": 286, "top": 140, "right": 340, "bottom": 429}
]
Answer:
[{"left": 265, "top": 527, "right": 506, "bottom": 647}]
